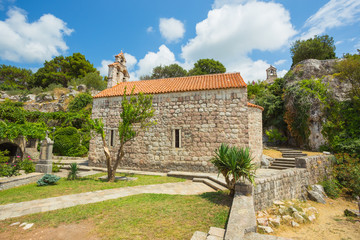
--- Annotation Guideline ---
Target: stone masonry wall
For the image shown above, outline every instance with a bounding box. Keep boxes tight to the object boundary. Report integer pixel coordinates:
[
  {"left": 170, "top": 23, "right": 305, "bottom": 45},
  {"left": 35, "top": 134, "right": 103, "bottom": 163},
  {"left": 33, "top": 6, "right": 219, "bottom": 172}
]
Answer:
[
  {"left": 252, "top": 155, "right": 333, "bottom": 211},
  {"left": 248, "top": 107, "right": 262, "bottom": 166},
  {"left": 89, "top": 88, "right": 253, "bottom": 172}
]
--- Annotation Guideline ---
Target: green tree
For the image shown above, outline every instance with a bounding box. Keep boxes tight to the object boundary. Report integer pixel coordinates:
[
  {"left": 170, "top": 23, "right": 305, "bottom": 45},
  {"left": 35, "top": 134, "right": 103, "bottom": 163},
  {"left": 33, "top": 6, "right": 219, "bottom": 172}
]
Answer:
[
  {"left": 188, "top": 59, "right": 226, "bottom": 76},
  {"left": 0, "top": 65, "right": 33, "bottom": 90},
  {"left": 151, "top": 64, "right": 187, "bottom": 79},
  {"left": 290, "top": 35, "right": 336, "bottom": 66},
  {"left": 68, "top": 93, "right": 93, "bottom": 112},
  {"left": 71, "top": 72, "right": 107, "bottom": 90},
  {"left": 91, "top": 87, "right": 156, "bottom": 182},
  {"left": 211, "top": 144, "right": 256, "bottom": 195},
  {"left": 31, "top": 53, "right": 98, "bottom": 88},
  {"left": 334, "top": 50, "right": 360, "bottom": 99}
]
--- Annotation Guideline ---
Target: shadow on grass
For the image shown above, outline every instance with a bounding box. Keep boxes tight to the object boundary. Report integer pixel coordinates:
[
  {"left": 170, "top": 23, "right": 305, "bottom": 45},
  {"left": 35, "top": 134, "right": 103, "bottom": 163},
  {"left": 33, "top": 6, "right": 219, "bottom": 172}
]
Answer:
[{"left": 199, "top": 191, "right": 233, "bottom": 207}]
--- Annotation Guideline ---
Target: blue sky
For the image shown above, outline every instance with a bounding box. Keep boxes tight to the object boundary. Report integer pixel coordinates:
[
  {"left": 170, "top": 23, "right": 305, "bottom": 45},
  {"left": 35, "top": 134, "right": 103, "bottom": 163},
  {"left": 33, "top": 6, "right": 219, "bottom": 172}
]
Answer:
[{"left": 0, "top": 0, "right": 359, "bottom": 82}]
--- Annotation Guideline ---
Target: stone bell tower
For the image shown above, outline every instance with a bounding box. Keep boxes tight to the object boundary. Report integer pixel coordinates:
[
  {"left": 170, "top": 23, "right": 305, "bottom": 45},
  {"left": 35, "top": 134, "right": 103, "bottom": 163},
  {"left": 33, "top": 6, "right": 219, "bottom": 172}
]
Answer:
[
  {"left": 265, "top": 65, "right": 277, "bottom": 84},
  {"left": 107, "top": 51, "right": 130, "bottom": 88}
]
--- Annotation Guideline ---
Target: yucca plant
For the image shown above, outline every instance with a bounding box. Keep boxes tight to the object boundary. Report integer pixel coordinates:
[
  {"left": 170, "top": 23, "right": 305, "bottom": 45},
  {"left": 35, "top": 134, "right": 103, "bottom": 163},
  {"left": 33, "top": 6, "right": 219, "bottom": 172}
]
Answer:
[
  {"left": 211, "top": 143, "right": 257, "bottom": 195},
  {"left": 67, "top": 163, "right": 79, "bottom": 180}
]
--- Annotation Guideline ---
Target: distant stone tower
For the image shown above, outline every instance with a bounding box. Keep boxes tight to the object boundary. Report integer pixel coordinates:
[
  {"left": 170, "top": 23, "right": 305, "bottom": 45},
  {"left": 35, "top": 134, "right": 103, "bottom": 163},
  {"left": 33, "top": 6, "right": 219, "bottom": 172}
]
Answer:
[
  {"left": 107, "top": 51, "right": 130, "bottom": 88},
  {"left": 265, "top": 65, "right": 277, "bottom": 84}
]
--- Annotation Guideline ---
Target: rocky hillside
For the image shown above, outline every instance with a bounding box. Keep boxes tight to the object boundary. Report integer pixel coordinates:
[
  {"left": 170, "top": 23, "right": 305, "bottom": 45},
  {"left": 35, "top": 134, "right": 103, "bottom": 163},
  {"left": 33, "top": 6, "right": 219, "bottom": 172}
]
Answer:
[
  {"left": 0, "top": 85, "right": 100, "bottom": 112},
  {"left": 284, "top": 58, "right": 351, "bottom": 150}
]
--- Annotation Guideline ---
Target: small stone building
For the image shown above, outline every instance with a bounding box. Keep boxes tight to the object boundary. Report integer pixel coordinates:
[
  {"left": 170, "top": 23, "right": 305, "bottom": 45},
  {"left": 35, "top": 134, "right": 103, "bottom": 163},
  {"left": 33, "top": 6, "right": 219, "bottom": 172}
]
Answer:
[
  {"left": 89, "top": 54, "right": 263, "bottom": 172},
  {"left": 265, "top": 65, "right": 277, "bottom": 84}
]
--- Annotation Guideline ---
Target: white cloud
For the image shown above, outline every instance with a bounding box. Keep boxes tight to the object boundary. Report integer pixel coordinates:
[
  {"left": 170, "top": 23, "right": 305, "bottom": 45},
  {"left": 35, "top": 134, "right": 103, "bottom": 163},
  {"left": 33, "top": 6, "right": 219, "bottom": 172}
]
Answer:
[
  {"left": 274, "top": 59, "right": 286, "bottom": 65},
  {"left": 335, "top": 40, "right": 343, "bottom": 45},
  {"left": 278, "top": 69, "right": 288, "bottom": 78},
  {"left": 181, "top": 1, "right": 296, "bottom": 81},
  {"left": 124, "top": 53, "right": 137, "bottom": 70},
  {"left": 134, "top": 45, "right": 177, "bottom": 79},
  {"left": 146, "top": 26, "right": 154, "bottom": 33},
  {"left": 302, "top": 0, "right": 360, "bottom": 39},
  {"left": 0, "top": 7, "right": 73, "bottom": 63},
  {"left": 97, "top": 60, "right": 113, "bottom": 76},
  {"left": 159, "top": 18, "right": 185, "bottom": 43}
]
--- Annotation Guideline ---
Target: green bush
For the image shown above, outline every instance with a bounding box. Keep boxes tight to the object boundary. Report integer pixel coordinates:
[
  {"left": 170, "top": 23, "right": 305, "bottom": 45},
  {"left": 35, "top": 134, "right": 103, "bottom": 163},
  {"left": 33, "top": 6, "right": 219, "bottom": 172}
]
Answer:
[
  {"left": 333, "top": 153, "right": 360, "bottom": 198},
  {"left": 20, "top": 155, "right": 35, "bottom": 174},
  {"left": 37, "top": 174, "right": 61, "bottom": 186},
  {"left": 67, "top": 163, "right": 79, "bottom": 180},
  {"left": 321, "top": 178, "right": 341, "bottom": 199},
  {"left": 52, "top": 159, "right": 62, "bottom": 173},
  {"left": 265, "top": 128, "right": 287, "bottom": 144},
  {"left": 67, "top": 145, "right": 88, "bottom": 157},
  {"left": 0, "top": 150, "right": 19, "bottom": 177},
  {"left": 53, "top": 127, "right": 81, "bottom": 156},
  {"left": 68, "top": 93, "right": 93, "bottom": 112}
]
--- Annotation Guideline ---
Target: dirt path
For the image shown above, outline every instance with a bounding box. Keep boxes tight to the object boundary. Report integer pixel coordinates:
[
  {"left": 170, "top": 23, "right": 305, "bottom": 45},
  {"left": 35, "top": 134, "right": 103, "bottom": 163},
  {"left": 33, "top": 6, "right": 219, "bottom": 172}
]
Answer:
[
  {"left": 273, "top": 198, "right": 360, "bottom": 240},
  {"left": 0, "top": 221, "right": 100, "bottom": 240}
]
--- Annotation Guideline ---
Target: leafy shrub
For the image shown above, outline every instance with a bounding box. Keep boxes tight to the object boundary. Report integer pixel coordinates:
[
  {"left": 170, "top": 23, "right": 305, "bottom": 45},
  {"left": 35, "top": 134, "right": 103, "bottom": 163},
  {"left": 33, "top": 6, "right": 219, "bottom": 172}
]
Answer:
[
  {"left": 211, "top": 144, "right": 256, "bottom": 195},
  {"left": 45, "top": 83, "right": 63, "bottom": 92},
  {"left": 20, "top": 155, "right": 35, "bottom": 173},
  {"left": 321, "top": 178, "right": 341, "bottom": 199},
  {"left": 265, "top": 128, "right": 287, "bottom": 144},
  {"left": 53, "top": 127, "right": 81, "bottom": 156},
  {"left": 52, "top": 159, "right": 62, "bottom": 173},
  {"left": 29, "top": 86, "right": 43, "bottom": 95},
  {"left": 0, "top": 150, "right": 17, "bottom": 177},
  {"left": 68, "top": 93, "right": 93, "bottom": 112},
  {"left": 67, "top": 163, "right": 79, "bottom": 180},
  {"left": 37, "top": 174, "right": 61, "bottom": 186},
  {"left": 333, "top": 153, "right": 360, "bottom": 198},
  {"left": 67, "top": 145, "right": 88, "bottom": 157}
]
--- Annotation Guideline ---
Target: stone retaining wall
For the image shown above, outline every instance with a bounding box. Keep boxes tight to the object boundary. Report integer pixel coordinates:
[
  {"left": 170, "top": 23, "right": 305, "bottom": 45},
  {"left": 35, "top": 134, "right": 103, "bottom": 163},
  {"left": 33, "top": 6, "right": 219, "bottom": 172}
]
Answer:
[
  {"left": 251, "top": 155, "right": 333, "bottom": 211},
  {"left": 0, "top": 173, "right": 44, "bottom": 190},
  {"left": 53, "top": 156, "right": 88, "bottom": 161}
]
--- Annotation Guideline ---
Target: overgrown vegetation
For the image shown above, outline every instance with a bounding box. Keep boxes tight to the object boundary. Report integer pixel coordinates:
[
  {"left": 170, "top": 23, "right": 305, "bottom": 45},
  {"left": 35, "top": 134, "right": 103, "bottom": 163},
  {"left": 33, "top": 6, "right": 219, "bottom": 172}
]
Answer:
[
  {"left": 284, "top": 78, "right": 329, "bottom": 147},
  {"left": 0, "top": 95, "right": 93, "bottom": 157}
]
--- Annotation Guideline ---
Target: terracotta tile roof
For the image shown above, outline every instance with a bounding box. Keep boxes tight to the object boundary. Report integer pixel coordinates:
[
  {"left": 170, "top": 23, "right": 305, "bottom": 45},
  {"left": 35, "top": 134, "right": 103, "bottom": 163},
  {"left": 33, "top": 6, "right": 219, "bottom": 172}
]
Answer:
[
  {"left": 108, "top": 62, "right": 119, "bottom": 66},
  {"left": 247, "top": 102, "right": 264, "bottom": 111},
  {"left": 115, "top": 51, "right": 124, "bottom": 57},
  {"left": 94, "top": 72, "right": 247, "bottom": 98}
]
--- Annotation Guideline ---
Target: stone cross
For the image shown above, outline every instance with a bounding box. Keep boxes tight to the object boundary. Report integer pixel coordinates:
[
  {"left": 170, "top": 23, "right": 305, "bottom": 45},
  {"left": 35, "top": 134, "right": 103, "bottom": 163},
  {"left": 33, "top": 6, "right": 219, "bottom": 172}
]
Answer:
[{"left": 35, "top": 131, "right": 54, "bottom": 174}]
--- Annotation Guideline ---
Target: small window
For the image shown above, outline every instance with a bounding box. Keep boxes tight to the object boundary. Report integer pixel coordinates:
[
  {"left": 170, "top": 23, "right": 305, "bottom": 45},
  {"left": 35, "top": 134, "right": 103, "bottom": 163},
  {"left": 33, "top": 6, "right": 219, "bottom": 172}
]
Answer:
[
  {"left": 173, "top": 129, "right": 181, "bottom": 148},
  {"left": 110, "top": 130, "right": 115, "bottom": 147}
]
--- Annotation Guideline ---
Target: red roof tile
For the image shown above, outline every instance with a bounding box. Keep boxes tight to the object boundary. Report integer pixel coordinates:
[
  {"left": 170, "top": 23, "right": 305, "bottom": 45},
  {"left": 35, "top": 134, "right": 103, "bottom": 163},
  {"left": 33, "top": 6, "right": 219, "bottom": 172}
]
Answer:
[
  {"left": 94, "top": 72, "right": 247, "bottom": 98},
  {"left": 247, "top": 102, "right": 264, "bottom": 111}
]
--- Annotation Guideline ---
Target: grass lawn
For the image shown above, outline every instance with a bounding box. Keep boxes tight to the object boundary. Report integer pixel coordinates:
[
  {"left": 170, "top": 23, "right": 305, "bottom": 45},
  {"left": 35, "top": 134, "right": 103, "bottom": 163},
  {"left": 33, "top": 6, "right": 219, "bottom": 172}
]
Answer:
[
  {"left": 0, "top": 173, "right": 185, "bottom": 205},
  {"left": 0, "top": 192, "right": 231, "bottom": 240}
]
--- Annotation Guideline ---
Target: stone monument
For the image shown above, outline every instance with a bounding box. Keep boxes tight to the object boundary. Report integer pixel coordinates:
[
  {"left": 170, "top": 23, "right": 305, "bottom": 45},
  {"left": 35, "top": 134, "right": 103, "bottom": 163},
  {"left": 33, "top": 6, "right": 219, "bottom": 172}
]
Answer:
[{"left": 35, "top": 131, "right": 53, "bottom": 173}]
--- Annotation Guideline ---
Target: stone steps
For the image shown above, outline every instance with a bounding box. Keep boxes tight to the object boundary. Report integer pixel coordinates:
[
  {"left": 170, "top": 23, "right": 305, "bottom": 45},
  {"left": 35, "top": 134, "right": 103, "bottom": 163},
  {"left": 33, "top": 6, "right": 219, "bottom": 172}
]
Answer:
[
  {"left": 282, "top": 153, "right": 307, "bottom": 158},
  {"left": 190, "top": 227, "right": 225, "bottom": 240},
  {"left": 167, "top": 171, "right": 228, "bottom": 189},
  {"left": 193, "top": 178, "right": 227, "bottom": 191}
]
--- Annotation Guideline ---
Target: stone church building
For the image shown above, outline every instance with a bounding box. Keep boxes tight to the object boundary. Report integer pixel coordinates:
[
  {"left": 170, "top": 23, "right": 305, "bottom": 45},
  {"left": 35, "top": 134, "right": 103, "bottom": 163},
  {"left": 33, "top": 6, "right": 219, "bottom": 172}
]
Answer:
[{"left": 88, "top": 52, "right": 263, "bottom": 172}]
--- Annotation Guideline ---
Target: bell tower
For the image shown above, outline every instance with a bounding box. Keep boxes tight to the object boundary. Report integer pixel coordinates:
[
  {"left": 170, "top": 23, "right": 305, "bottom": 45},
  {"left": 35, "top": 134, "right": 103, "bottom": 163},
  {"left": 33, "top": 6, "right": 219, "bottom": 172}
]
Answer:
[
  {"left": 107, "top": 51, "right": 130, "bottom": 88},
  {"left": 266, "top": 65, "right": 277, "bottom": 84}
]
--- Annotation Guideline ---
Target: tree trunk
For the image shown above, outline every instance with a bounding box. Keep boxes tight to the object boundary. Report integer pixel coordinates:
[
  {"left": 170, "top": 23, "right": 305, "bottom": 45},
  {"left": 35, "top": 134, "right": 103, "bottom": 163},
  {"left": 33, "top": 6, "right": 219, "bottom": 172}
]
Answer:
[
  {"left": 100, "top": 135, "right": 114, "bottom": 182},
  {"left": 109, "top": 139, "right": 125, "bottom": 182}
]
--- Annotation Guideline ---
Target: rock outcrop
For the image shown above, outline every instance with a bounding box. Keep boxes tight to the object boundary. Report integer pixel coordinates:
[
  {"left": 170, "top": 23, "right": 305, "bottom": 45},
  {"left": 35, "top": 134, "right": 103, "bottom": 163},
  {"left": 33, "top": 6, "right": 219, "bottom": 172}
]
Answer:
[{"left": 284, "top": 59, "right": 352, "bottom": 150}]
